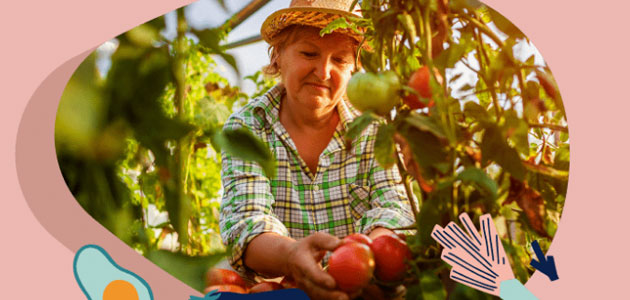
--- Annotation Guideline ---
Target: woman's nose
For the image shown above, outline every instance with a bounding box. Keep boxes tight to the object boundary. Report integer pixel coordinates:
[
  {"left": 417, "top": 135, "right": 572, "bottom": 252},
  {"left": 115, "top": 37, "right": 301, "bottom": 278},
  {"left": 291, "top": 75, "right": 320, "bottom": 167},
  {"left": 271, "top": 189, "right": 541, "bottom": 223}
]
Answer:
[{"left": 313, "top": 57, "right": 333, "bottom": 81}]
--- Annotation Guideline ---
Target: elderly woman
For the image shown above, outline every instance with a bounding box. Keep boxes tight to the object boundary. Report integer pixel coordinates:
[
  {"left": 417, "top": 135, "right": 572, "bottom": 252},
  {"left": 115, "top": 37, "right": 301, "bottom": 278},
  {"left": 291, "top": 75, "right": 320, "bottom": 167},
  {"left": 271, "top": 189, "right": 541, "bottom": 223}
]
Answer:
[{"left": 219, "top": 1, "right": 414, "bottom": 299}]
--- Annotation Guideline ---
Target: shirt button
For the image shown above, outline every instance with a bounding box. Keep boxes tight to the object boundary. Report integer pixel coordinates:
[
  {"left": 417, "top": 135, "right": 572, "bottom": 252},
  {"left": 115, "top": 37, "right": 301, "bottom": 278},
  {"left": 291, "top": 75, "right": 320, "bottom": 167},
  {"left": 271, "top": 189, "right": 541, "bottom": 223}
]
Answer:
[{"left": 313, "top": 185, "right": 320, "bottom": 191}]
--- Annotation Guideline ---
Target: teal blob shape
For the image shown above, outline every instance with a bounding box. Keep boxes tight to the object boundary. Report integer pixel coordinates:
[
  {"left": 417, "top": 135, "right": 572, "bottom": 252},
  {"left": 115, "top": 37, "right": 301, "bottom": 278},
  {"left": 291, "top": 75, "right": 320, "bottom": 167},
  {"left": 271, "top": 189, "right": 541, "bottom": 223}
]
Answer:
[{"left": 73, "top": 244, "right": 154, "bottom": 300}]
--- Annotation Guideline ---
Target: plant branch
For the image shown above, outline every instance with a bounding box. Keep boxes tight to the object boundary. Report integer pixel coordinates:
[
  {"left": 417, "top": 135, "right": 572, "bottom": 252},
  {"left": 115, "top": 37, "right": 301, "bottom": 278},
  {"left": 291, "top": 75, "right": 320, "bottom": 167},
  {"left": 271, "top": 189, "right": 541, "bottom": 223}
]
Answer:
[{"left": 528, "top": 122, "right": 569, "bottom": 132}]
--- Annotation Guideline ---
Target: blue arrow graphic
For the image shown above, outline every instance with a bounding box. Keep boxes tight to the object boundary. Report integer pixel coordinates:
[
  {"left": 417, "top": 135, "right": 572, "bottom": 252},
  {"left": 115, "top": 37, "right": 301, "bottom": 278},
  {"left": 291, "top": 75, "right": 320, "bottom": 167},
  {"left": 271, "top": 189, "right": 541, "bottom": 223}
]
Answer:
[
  {"left": 529, "top": 240, "right": 559, "bottom": 281},
  {"left": 189, "top": 290, "right": 221, "bottom": 300}
]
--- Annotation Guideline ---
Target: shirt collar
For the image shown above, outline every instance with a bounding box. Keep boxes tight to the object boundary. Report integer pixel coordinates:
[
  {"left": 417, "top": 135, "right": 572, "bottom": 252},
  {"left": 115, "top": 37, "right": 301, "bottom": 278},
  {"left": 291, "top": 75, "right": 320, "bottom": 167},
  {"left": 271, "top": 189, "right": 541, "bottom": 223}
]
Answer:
[{"left": 252, "top": 84, "right": 284, "bottom": 128}]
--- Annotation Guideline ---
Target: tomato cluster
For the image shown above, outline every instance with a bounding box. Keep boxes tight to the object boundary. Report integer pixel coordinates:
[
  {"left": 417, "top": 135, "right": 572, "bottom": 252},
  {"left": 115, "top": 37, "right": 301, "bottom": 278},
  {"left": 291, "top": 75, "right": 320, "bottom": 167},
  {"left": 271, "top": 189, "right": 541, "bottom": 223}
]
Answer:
[{"left": 327, "top": 233, "right": 412, "bottom": 294}]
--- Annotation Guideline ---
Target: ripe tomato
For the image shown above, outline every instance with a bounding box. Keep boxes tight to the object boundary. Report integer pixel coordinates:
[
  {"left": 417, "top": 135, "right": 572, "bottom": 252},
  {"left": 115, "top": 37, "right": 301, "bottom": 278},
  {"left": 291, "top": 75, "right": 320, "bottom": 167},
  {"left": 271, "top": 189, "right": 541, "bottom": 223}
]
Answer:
[
  {"left": 205, "top": 268, "right": 247, "bottom": 289},
  {"left": 404, "top": 66, "right": 442, "bottom": 109},
  {"left": 347, "top": 71, "right": 400, "bottom": 115},
  {"left": 370, "top": 234, "right": 412, "bottom": 283},
  {"left": 343, "top": 233, "right": 373, "bottom": 247},
  {"left": 328, "top": 242, "right": 375, "bottom": 293}
]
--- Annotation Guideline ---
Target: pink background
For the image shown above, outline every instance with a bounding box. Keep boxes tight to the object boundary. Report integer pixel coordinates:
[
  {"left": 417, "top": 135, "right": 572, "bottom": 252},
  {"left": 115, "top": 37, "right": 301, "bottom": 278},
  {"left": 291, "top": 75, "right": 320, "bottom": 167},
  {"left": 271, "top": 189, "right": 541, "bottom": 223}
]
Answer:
[{"left": 3, "top": 0, "right": 629, "bottom": 298}]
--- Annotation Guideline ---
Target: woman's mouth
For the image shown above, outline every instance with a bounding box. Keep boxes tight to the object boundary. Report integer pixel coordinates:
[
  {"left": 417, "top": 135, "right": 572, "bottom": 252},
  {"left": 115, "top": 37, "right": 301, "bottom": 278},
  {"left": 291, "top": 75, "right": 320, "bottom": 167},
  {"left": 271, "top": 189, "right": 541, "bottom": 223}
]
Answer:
[{"left": 306, "top": 82, "right": 330, "bottom": 92}]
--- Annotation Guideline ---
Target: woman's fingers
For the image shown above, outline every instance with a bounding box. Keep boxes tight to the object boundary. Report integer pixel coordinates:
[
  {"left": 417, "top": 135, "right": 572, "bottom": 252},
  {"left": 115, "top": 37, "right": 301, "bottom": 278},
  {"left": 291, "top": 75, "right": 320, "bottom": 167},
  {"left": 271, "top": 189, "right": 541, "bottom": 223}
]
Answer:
[
  {"left": 303, "top": 233, "right": 341, "bottom": 289},
  {"left": 298, "top": 249, "right": 336, "bottom": 289},
  {"left": 286, "top": 232, "right": 348, "bottom": 298},
  {"left": 308, "top": 232, "right": 342, "bottom": 251}
]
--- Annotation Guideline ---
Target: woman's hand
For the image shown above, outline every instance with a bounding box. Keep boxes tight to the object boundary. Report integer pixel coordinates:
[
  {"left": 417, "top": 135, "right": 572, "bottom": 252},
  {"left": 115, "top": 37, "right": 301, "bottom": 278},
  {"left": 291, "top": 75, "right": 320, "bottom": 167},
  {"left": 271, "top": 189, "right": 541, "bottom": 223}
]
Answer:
[{"left": 284, "top": 232, "right": 350, "bottom": 300}]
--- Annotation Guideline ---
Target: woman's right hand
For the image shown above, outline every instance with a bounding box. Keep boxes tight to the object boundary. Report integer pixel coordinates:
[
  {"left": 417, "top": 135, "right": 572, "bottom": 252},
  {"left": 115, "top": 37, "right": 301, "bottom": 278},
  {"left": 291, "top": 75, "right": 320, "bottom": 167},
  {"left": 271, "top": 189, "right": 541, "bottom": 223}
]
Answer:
[{"left": 284, "top": 232, "right": 349, "bottom": 300}]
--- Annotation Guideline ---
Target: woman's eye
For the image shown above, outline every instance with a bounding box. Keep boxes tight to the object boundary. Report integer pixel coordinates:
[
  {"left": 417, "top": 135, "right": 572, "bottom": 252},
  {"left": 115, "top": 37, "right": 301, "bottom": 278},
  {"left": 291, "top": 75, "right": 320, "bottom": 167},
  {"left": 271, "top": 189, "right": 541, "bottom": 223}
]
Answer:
[{"left": 301, "top": 51, "right": 317, "bottom": 57}]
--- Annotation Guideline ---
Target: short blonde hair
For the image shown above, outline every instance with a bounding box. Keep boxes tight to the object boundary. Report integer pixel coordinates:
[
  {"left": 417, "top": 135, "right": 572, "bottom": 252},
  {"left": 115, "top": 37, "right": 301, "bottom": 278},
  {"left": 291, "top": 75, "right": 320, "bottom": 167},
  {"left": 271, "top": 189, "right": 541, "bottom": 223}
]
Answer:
[{"left": 262, "top": 25, "right": 359, "bottom": 77}]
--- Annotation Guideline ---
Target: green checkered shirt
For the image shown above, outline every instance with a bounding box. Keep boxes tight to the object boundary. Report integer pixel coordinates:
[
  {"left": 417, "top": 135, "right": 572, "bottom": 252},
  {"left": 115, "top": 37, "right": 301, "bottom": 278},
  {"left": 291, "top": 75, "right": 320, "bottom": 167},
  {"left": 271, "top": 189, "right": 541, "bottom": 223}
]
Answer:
[{"left": 219, "top": 84, "right": 414, "bottom": 274}]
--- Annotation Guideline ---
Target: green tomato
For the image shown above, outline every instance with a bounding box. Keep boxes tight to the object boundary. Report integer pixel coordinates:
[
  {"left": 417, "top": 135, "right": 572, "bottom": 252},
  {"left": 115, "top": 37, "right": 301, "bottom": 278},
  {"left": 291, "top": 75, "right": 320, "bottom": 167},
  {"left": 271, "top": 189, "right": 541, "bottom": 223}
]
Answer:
[{"left": 346, "top": 71, "right": 400, "bottom": 115}]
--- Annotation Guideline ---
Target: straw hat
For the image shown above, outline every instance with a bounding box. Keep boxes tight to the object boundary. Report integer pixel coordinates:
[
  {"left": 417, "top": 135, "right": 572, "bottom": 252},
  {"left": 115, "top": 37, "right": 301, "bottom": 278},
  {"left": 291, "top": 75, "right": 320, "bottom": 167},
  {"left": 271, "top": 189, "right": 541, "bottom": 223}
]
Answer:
[{"left": 260, "top": 0, "right": 364, "bottom": 44}]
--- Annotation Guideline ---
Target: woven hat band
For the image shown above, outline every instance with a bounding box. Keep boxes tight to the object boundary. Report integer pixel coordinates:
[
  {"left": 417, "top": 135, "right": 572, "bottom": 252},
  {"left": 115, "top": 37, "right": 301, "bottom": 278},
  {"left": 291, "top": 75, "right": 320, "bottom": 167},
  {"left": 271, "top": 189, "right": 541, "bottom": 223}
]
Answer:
[{"left": 289, "top": 0, "right": 360, "bottom": 15}]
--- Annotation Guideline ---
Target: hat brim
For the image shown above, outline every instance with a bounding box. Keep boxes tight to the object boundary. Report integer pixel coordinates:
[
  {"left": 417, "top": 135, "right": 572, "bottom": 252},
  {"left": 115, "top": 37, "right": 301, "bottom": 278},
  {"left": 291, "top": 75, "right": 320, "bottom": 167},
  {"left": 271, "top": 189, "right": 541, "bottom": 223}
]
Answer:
[{"left": 260, "top": 7, "right": 366, "bottom": 45}]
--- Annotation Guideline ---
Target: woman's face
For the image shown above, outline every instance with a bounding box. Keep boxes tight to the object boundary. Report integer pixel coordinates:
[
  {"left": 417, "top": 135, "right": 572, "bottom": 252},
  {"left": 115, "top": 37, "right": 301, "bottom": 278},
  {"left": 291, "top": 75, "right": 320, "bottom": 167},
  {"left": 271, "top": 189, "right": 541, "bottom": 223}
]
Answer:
[{"left": 278, "top": 27, "right": 356, "bottom": 112}]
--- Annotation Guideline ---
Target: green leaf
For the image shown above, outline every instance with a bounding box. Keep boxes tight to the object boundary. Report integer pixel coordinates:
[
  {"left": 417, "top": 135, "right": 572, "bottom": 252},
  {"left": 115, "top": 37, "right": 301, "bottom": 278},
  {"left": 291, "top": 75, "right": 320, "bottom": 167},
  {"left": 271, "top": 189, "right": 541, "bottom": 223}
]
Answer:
[
  {"left": 215, "top": 127, "right": 276, "bottom": 178},
  {"left": 397, "top": 13, "right": 417, "bottom": 43},
  {"left": 420, "top": 271, "right": 447, "bottom": 300},
  {"left": 417, "top": 188, "right": 449, "bottom": 245},
  {"left": 477, "top": 6, "right": 492, "bottom": 23},
  {"left": 194, "top": 28, "right": 239, "bottom": 76},
  {"left": 345, "top": 111, "right": 378, "bottom": 142},
  {"left": 55, "top": 53, "right": 104, "bottom": 156},
  {"left": 359, "top": 47, "right": 380, "bottom": 73},
  {"left": 400, "top": 122, "right": 448, "bottom": 178},
  {"left": 487, "top": 6, "right": 525, "bottom": 39},
  {"left": 405, "top": 55, "right": 421, "bottom": 76},
  {"left": 146, "top": 250, "right": 226, "bottom": 292},
  {"left": 194, "top": 97, "right": 231, "bottom": 129},
  {"left": 503, "top": 242, "right": 531, "bottom": 282},
  {"left": 463, "top": 101, "right": 490, "bottom": 123},
  {"left": 475, "top": 79, "right": 492, "bottom": 107},
  {"left": 554, "top": 144, "right": 570, "bottom": 171},
  {"left": 481, "top": 126, "right": 526, "bottom": 180},
  {"left": 457, "top": 167, "right": 498, "bottom": 199},
  {"left": 162, "top": 185, "right": 192, "bottom": 246},
  {"left": 503, "top": 110, "right": 530, "bottom": 156},
  {"left": 435, "top": 40, "right": 475, "bottom": 69},
  {"left": 404, "top": 112, "right": 447, "bottom": 140},
  {"left": 126, "top": 23, "right": 160, "bottom": 48},
  {"left": 375, "top": 123, "right": 396, "bottom": 169},
  {"left": 320, "top": 17, "right": 358, "bottom": 36}
]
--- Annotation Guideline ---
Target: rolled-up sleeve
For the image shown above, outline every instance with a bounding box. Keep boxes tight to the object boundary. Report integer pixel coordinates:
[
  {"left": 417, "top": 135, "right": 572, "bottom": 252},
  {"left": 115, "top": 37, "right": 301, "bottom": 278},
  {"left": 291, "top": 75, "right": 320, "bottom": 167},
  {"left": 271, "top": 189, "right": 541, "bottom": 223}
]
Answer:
[
  {"left": 355, "top": 161, "right": 416, "bottom": 235},
  {"left": 219, "top": 118, "right": 289, "bottom": 273}
]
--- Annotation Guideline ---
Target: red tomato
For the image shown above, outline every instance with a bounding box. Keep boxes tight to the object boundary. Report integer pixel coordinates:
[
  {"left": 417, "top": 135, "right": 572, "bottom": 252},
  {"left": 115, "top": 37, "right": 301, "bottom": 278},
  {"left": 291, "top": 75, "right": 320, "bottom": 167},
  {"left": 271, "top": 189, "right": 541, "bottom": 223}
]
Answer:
[
  {"left": 203, "top": 284, "right": 247, "bottom": 294},
  {"left": 404, "top": 66, "right": 442, "bottom": 109},
  {"left": 343, "top": 233, "right": 373, "bottom": 247},
  {"left": 205, "top": 268, "right": 247, "bottom": 289},
  {"left": 370, "top": 234, "right": 412, "bottom": 283},
  {"left": 328, "top": 242, "right": 375, "bottom": 293}
]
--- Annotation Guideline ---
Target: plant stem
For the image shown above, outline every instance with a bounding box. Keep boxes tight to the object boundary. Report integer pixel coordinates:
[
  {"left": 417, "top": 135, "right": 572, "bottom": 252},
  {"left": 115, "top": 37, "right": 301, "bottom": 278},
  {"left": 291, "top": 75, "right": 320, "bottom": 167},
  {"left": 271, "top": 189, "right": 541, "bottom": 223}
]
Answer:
[
  {"left": 528, "top": 123, "right": 569, "bottom": 132},
  {"left": 396, "top": 152, "right": 419, "bottom": 223},
  {"left": 461, "top": 14, "right": 505, "bottom": 48},
  {"left": 173, "top": 7, "right": 189, "bottom": 247}
]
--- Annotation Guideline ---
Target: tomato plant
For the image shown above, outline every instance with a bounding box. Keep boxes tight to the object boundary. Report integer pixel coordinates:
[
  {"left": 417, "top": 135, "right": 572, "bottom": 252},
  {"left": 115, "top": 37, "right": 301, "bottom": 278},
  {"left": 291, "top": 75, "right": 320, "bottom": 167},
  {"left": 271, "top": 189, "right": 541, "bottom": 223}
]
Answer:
[
  {"left": 55, "top": 6, "right": 277, "bottom": 292},
  {"left": 324, "top": 0, "right": 568, "bottom": 298}
]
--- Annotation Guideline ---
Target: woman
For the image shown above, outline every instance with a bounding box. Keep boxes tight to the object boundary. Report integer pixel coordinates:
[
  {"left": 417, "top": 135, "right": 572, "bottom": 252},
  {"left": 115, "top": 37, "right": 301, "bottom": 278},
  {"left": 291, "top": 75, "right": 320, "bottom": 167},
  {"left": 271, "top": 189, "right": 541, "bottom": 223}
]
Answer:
[{"left": 219, "top": 1, "right": 414, "bottom": 299}]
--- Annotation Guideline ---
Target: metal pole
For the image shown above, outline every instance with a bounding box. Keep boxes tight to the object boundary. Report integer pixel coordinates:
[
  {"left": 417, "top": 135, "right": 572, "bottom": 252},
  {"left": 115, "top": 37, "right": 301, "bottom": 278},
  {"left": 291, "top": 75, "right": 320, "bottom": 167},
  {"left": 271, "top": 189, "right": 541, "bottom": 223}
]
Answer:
[
  {"left": 221, "top": 0, "right": 271, "bottom": 31},
  {"left": 224, "top": 34, "right": 264, "bottom": 49}
]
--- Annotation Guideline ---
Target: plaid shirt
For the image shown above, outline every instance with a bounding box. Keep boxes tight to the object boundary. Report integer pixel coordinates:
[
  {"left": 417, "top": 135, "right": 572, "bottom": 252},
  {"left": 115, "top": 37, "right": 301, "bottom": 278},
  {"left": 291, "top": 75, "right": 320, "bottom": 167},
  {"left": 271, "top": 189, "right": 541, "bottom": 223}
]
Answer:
[{"left": 219, "top": 84, "right": 414, "bottom": 274}]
